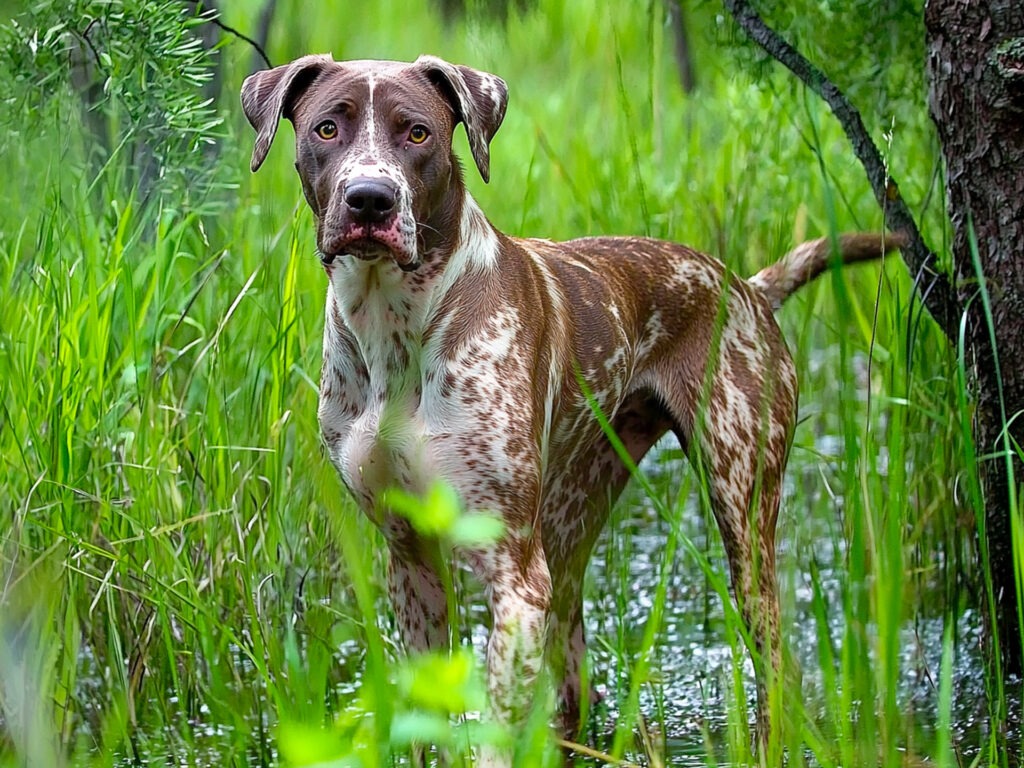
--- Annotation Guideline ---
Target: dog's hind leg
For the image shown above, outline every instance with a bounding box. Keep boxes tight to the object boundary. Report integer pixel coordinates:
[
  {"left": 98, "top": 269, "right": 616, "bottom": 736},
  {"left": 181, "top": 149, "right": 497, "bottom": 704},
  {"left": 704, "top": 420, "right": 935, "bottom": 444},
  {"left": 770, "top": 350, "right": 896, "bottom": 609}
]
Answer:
[
  {"left": 664, "top": 343, "right": 795, "bottom": 757},
  {"left": 645, "top": 289, "right": 797, "bottom": 756},
  {"left": 699, "top": 437, "right": 786, "bottom": 748}
]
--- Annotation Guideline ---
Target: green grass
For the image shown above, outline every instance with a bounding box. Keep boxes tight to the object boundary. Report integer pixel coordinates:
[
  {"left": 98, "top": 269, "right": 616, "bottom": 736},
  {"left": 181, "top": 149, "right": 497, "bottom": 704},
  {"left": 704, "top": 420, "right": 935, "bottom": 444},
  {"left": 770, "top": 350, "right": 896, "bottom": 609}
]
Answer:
[{"left": 1, "top": 0, "right": 1018, "bottom": 765}]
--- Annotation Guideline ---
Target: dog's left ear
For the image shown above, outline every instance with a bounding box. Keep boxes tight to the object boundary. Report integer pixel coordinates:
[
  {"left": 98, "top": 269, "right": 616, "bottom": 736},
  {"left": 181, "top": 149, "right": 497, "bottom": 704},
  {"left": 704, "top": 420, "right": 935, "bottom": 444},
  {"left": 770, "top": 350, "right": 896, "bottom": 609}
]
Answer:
[{"left": 414, "top": 56, "right": 508, "bottom": 183}]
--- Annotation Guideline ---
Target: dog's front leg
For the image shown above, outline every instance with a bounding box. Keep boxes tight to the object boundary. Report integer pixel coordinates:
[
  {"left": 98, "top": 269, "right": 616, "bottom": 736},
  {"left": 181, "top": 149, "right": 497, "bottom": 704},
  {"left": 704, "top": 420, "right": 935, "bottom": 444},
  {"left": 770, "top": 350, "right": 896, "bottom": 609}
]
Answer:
[
  {"left": 469, "top": 540, "right": 552, "bottom": 768},
  {"left": 387, "top": 550, "right": 449, "bottom": 655},
  {"left": 387, "top": 534, "right": 450, "bottom": 767},
  {"left": 548, "top": 597, "right": 593, "bottom": 739}
]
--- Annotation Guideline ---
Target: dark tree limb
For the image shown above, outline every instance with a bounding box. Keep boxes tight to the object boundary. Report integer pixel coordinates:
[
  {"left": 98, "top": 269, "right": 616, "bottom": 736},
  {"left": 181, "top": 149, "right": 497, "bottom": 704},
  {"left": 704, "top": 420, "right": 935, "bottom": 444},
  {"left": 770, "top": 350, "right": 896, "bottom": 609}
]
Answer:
[
  {"left": 722, "top": 0, "right": 959, "bottom": 341},
  {"left": 251, "top": 0, "right": 278, "bottom": 72},
  {"left": 187, "top": 0, "right": 274, "bottom": 70},
  {"left": 203, "top": 14, "right": 273, "bottom": 70},
  {"left": 208, "top": 16, "right": 272, "bottom": 70}
]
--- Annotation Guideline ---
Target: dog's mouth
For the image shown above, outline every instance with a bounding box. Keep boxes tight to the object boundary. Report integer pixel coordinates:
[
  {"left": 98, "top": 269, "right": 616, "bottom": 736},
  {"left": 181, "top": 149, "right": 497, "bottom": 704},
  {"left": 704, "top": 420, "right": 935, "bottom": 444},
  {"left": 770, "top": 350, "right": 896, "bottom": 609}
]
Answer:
[
  {"left": 320, "top": 223, "right": 420, "bottom": 272},
  {"left": 333, "top": 237, "right": 393, "bottom": 262}
]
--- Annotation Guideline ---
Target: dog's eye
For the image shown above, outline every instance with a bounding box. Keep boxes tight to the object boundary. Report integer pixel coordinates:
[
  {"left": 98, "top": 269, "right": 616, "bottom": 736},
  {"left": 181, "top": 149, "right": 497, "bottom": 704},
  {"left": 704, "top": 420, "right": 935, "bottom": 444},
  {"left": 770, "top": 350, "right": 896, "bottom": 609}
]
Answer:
[
  {"left": 315, "top": 120, "right": 338, "bottom": 140},
  {"left": 408, "top": 125, "right": 430, "bottom": 145}
]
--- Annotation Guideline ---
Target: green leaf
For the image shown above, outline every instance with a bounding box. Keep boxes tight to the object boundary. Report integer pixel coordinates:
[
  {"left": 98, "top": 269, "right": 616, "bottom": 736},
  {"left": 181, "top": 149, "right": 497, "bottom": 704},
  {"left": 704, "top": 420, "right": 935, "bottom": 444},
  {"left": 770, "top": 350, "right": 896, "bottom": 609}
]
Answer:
[
  {"left": 277, "top": 721, "right": 350, "bottom": 766},
  {"left": 450, "top": 514, "right": 505, "bottom": 546},
  {"left": 383, "top": 480, "right": 460, "bottom": 536},
  {"left": 398, "top": 649, "right": 485, "bottom": 713},
  {"left": 389, "top": 711, "right": 454, "bottom": 747}
]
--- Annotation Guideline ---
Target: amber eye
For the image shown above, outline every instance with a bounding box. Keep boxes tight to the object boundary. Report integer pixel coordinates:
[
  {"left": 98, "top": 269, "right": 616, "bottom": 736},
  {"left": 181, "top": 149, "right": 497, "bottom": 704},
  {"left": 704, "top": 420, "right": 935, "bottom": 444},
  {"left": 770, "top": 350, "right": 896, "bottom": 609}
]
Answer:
[
  {"left": 408, "top": 125, "right": 430, "bottom": 145},
  {"left": 315, "top": 120, "right": 338, "bottom": 140}
]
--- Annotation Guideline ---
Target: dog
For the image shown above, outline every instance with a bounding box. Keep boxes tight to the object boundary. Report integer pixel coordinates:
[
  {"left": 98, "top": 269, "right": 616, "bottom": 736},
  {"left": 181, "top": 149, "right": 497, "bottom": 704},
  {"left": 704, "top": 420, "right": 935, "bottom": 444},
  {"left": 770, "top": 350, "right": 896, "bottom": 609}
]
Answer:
[{"left": 241, "top": 54, "right": 903, "bottom": 764}]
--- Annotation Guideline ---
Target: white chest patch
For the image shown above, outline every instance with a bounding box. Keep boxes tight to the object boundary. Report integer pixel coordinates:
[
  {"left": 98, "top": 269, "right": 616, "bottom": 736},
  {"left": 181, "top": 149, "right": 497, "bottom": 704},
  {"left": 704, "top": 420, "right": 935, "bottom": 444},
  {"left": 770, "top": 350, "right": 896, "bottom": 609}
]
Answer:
[{"left": 318, "top": 259, "right": 432, "bottom": 508}]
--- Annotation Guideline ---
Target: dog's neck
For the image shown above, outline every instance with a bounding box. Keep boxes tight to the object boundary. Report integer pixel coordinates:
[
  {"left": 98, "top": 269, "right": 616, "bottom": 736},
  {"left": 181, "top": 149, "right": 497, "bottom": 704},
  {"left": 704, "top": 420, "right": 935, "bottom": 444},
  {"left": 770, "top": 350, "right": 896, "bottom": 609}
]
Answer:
[{"left": 326, "top": 192, "right": 500, "bottom": 395}]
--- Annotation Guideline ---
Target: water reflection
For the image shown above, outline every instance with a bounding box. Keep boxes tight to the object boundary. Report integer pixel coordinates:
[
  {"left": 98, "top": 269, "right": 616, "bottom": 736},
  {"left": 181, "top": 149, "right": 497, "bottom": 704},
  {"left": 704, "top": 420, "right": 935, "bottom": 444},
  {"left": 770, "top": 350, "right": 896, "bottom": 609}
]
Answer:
[{"left": 570, "top": 434, "right": 1021, "bottom": 765}]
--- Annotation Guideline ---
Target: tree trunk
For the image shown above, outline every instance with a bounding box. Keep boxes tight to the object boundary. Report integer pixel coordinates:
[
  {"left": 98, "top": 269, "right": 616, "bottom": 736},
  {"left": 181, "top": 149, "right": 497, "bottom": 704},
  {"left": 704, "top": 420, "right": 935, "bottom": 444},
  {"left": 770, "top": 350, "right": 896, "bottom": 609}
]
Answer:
[
  {"left": 667, "top": 0, "right": 697, "bottom": 93},
  {"left": 925, "top": 0, "right": 1024, "bottom": 674}
]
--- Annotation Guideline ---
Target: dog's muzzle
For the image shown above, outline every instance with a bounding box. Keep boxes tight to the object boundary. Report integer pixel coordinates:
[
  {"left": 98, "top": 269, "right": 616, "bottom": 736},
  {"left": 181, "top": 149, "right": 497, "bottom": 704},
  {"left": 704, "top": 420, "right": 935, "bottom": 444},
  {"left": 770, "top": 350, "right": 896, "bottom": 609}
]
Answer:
[{"left": 319, "top": 176, "right": 419, "bottom": 270}]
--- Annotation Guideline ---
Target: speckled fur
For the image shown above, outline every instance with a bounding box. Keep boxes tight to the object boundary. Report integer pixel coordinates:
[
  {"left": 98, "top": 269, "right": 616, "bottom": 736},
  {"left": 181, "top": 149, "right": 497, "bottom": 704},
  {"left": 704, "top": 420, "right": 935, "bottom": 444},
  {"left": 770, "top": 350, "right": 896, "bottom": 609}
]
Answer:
[{"left": 242, "top": 54, "right": 903, "bottom": 765}]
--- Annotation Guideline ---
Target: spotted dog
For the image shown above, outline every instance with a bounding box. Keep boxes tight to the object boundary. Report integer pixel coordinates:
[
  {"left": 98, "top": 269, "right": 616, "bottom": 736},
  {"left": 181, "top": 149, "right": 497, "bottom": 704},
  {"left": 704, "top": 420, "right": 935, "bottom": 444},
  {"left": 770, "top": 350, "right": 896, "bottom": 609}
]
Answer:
[{"left": 241, "top": 54, "right": 903, "bottom": 763}]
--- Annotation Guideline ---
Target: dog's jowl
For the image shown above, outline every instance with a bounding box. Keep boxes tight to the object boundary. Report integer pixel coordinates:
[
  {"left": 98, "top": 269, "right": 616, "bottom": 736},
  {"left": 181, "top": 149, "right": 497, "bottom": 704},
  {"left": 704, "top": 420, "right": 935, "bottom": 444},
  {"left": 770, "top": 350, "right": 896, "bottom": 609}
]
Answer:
[{"left": 242, "top": 54, "right": 904, "bottom": 765}]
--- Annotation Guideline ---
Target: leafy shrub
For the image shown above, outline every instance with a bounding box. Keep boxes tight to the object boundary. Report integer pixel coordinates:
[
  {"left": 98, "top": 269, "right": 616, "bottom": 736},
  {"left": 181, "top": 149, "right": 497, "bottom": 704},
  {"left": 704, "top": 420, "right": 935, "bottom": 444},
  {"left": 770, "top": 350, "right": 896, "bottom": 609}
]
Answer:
[{"left": 0, "top": 0, "right": 227, "bottom": 208}]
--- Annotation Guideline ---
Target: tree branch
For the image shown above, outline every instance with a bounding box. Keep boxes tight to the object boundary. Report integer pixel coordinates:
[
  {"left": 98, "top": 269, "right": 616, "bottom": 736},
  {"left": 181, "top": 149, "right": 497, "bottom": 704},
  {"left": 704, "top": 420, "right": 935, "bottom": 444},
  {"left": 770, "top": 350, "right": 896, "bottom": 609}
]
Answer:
[
  {"left": 186, "top": 1, "right": 274, "bottom": 70},
  {"left": 207, "top": 15, "right": 273, "bottom": 69},
  {"left": 722, "top": 0, "right": 959, "bottom": 341}
]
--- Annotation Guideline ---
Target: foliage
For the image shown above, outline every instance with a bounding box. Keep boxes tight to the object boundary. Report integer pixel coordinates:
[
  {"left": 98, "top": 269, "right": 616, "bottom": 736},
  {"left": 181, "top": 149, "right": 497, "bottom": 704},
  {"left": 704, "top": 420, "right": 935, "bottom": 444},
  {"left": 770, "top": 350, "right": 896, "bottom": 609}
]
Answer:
[
  {"left": 708, "top": 0, "right": 928, "bottom": 117},
  {"left": 0, "top": 0, "right": 226, "bottom": 208},
  {"left": 385, "top": 481, "right": 505, "bottom": 545}
]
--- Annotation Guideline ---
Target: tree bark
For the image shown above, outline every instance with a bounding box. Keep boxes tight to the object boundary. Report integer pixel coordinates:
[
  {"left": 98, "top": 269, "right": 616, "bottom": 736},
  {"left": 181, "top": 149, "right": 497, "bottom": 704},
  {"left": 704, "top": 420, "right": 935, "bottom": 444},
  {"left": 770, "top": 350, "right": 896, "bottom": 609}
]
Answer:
[{"left": 925, "top": 0, "right": 1024, "bottom": 675}]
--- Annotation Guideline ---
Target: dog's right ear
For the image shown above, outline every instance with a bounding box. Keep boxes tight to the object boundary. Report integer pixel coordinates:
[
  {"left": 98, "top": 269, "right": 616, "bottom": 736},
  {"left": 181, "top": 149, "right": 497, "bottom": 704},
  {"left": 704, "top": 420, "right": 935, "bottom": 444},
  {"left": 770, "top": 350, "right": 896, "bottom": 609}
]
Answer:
[{"left": 241, "top": 54, "right": 334, "bottom": 172}]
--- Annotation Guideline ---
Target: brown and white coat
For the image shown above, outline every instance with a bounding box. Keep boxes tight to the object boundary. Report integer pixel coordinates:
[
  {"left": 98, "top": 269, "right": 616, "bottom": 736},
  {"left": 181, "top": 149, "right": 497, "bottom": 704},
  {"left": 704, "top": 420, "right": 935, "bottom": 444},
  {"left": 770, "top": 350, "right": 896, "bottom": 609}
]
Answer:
[{"left": 242, "top": 54, "right": 903, "bottom": 765}]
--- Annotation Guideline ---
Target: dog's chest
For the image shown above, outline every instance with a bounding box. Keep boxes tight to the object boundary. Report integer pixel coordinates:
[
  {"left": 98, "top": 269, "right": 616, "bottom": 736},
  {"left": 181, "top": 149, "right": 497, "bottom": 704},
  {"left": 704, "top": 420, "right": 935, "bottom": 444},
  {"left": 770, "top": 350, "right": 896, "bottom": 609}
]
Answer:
[
  {"left": 317, "top": 274, "right": 425, "bottom": 507},
  {"left": 317, "top": 266, "right": 506, "bottom": 514}
]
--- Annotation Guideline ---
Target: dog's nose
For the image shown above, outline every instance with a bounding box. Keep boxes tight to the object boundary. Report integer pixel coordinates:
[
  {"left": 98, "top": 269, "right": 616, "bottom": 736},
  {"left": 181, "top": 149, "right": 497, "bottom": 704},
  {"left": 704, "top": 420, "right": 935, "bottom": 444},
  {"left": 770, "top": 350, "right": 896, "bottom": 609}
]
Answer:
[{"left": 343, "top": 177, "right": 398, "bottom": 223}]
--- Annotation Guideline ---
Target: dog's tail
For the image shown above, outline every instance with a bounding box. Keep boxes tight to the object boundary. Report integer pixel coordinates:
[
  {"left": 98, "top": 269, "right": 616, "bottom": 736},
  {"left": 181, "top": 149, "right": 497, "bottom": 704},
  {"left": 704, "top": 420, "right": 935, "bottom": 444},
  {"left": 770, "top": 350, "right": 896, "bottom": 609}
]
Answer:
[{"left": 748, "top": 232, "right": 908, "bottom": 310}]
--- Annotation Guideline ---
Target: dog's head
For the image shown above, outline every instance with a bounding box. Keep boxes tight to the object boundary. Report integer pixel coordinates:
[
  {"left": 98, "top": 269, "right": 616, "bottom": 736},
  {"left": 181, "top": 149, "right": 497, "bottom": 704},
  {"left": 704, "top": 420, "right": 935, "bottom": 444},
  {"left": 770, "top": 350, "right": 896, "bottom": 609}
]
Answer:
[{"left": 241, "top": 55, "right": 508, "bottom": 271}]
